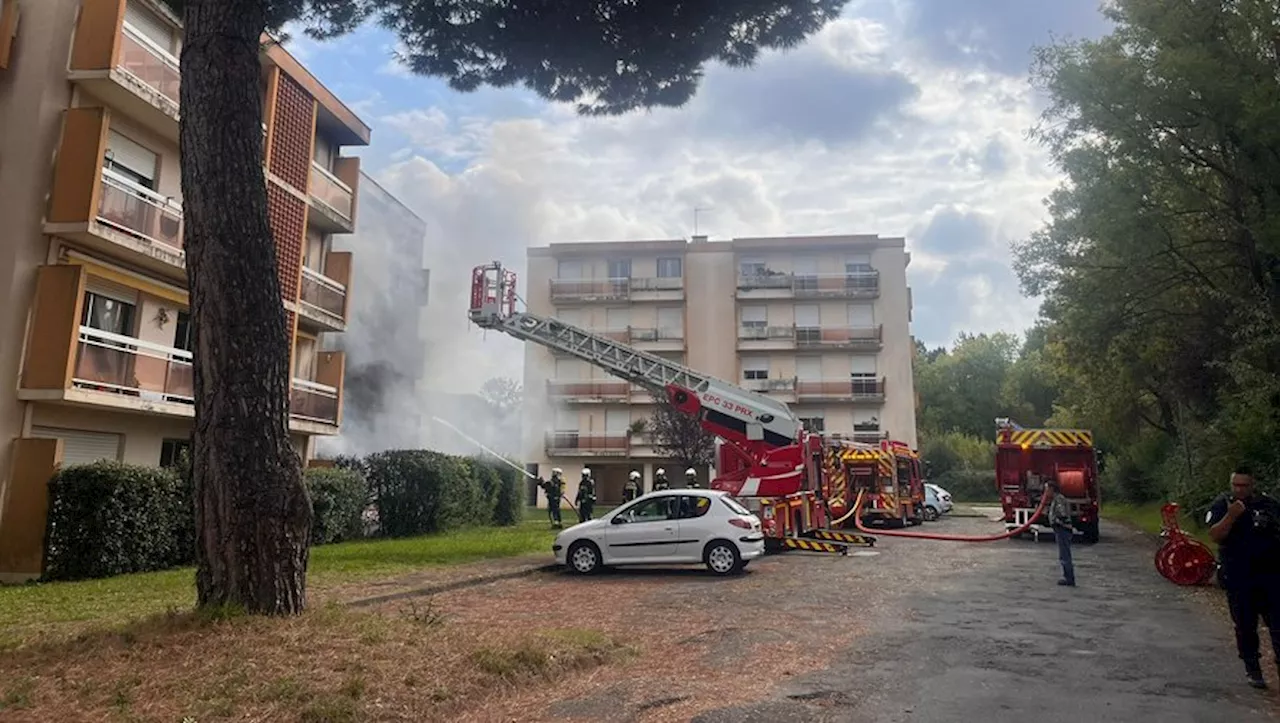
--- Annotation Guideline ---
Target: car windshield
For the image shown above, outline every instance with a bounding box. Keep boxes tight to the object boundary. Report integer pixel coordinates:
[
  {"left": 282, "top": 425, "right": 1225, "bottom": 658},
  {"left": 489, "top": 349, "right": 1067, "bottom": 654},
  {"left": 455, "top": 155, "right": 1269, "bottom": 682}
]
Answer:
[{"left": 720, "top": 495, "right": 751, "bottom": 516}]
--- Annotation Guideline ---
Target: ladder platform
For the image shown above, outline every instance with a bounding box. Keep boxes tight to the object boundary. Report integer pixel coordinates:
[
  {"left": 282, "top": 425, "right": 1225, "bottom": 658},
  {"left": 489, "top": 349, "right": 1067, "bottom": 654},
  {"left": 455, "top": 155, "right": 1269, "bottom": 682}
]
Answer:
[
  {"left": 806, "top": 529, "right": 876, "bottom": 547},
  {"left": 779, "top": 536, "right": 849, "bottom": 555}
]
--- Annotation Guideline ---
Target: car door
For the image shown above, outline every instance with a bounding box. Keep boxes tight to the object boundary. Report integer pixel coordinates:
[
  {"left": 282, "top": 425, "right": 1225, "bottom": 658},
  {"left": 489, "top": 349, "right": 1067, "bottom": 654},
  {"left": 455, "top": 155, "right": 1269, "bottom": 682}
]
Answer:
[
  {"left": 673, "top": 494, "right": 715, "bottom": 559},
  {"left": 604, "top": 497, "right": 678, "bottom": 561}
]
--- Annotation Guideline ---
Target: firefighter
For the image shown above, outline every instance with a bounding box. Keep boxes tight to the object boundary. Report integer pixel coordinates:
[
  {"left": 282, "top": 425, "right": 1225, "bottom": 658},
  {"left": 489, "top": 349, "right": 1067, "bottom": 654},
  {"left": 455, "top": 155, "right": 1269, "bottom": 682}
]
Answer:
[
  {"left": 624, "top": 470, "right": 641, "bottom": 502},
  {"left": 535, "top": 468, "right": 564, "bottom": 529},
  {"left": 576, "top": 467, "right": 597, "bottom": 523},
  {"left": 685, "top": 467, "right": 699, "bottom": 488},
  {"left": 653, "top": 468, "right": 670, "bottom": 491},
  {"left": 1206, "top": 465, "right": 1280, "bottom": 689}
]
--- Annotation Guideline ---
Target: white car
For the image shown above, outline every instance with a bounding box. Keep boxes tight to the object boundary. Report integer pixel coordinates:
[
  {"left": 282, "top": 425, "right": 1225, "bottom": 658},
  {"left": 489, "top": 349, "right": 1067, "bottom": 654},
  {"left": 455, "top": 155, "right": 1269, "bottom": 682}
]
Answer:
[
  {"left": 552, "top": 489, "right": 765, "bottom": 576},
  {"left": 925, "top": 483, "right": 954, "bottom": 514}
]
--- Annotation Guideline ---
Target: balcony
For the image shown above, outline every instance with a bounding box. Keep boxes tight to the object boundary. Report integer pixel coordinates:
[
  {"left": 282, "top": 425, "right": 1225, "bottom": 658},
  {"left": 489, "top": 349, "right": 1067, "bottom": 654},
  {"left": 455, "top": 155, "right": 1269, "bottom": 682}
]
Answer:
[
  {"left": 550, "top": 276, "right": 685, "bottom": 304},
  {"left": 796, "top": 377, "right": 886, "bottom": 403},
  {"left": 827, "top": 429, "right": 890, "bottom": 445},
  {"left": 737, "top": 324, "right": 797, "bottom": 351},
  {"left": 44, "top": 109, "right": 186, "bottom": 281},
  {"left": 308, "top": 160, "right": 358, "bottom": 233},
  {"left": 545, "top": 432, "right": 630, "bottom": 457},
  {"left": 628, "top": 327, "right": 685, "bottom": 352},
  {"left": 19, "top": 263, "right": 345, "bottom": 434},
  {"left": 744, "top": 377, "right": 798, "bottom": 395},
  {"left": 795, "top": 325, "right": 883, "bottom": 351},
  {"left": 737, "top": 270, "right": 881, "bottom": 300},
  {"left": 297, "top": 256, "right": 352, "bottom": 332},
  {"left": 547, "top": 380, "right": 631, "bottom": 403},
  {"left": 68, "top": 6, "right": 182, "bottom": 141}
]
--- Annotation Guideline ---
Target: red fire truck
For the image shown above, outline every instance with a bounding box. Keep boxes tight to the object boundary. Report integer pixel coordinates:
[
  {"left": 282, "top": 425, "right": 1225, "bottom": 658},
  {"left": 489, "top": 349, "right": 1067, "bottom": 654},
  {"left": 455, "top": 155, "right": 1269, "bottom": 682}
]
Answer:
[
  {"left": 995, "top": 417, "right": 1101, "bottom": 543},
  {"left": 825, "top": 441, "right": 925, "bottom": 528},
  {"left": 468, "top": 261, "right": 907, "bottom": 554}
]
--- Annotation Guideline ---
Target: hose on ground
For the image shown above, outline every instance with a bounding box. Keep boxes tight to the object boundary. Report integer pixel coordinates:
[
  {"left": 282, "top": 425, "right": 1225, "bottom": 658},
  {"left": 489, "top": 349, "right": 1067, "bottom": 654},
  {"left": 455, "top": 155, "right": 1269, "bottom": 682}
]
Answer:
[{"left": 850, "top": 489, "right": 1052, "bottom": 541}]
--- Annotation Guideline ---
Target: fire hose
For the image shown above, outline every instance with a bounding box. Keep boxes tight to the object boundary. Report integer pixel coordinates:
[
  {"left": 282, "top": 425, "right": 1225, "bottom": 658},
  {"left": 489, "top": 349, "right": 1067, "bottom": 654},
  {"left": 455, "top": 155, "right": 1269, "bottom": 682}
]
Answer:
[
  {"left": 1154, "top": 503, "right": 1217, "bottom": 586},
  {"left": 432, "top": 415, "right": 578, "bottom": 513},
  {"left": 848, "top": 489, "right": 1052, "bottom": 541}
]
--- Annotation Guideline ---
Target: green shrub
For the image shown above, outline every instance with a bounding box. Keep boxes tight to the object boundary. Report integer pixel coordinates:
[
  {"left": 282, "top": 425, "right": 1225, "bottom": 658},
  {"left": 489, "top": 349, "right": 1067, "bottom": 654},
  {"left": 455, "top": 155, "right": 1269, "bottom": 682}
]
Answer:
[
  {"left": 932, "top": 469, "right": 998, "bottom": 502},
  {"left": 364, "top": 450, "right": 484, "bottom": 537},
  {"left": 44, "top": 461, "right": 192, "bottom": 581},
  {"left": 491, "top": 463, "right": 524, "bottom": 527},
  {"left": 305, "top": 467, "right": 368, "bottom": 545}
]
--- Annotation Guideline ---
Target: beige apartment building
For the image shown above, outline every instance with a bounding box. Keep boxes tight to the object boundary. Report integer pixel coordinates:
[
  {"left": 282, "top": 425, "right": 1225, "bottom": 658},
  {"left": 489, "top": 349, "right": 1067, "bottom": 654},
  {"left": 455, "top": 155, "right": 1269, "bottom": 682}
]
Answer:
[
  {"left": 0, "top": 0, "right": 368, "bottom": 580},
  {"left": 522, "top": 234, "right": 918, "bottom": 507}
]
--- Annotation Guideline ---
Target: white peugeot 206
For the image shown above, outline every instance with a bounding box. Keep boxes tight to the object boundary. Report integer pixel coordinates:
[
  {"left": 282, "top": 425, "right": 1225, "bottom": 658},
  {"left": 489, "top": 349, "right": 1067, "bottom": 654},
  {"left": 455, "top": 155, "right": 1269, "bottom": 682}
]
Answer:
[{"left": 552, "top": 489, "right": 765, "bottom": 576}]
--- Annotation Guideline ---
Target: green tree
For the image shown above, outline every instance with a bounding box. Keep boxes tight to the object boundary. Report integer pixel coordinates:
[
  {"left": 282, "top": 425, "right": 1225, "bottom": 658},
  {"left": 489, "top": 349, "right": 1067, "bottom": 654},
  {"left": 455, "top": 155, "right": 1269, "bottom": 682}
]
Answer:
[
  {"left": 649, "top": 401, "right": 717, "bottom": 473},
  {"left": 162, "top": 0, "right": 851, "bottom": 614}
]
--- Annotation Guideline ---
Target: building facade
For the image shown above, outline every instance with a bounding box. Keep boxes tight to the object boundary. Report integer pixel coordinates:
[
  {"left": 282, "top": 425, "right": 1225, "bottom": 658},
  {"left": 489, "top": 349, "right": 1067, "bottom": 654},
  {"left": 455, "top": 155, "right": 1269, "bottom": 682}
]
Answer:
[
  {"left": 0, "top": 0, "right": 369, "bottom": 580},
  {"left": 521, "top": 234, "right": 917, "bottom": 507}
]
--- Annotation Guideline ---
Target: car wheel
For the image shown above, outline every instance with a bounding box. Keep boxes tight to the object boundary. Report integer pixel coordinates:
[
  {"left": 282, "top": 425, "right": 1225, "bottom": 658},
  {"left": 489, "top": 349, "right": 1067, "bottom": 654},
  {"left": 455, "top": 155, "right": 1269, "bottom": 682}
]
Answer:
[
  {"left": 924, "top": 505, "right": 940, "bottom": 522},
  {"left": 704, "top": 540, "right": 742, "bottom": 576},
  {"left": 567, "top": 540, "right": 602, "bottom": 575}
]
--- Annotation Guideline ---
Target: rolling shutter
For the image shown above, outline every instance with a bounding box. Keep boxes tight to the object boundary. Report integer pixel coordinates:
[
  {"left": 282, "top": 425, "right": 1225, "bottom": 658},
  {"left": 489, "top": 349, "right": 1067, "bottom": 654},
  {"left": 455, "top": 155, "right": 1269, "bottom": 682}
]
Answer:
[
  {"left": 796, "top": 357, "right": 821, "bottom": 381},
  {"left": 848, "top": 303, "right": 874, "bottom": 326},
  {"left": 106, "top": 130, "right": 158, "bottom": 185},
  {"left": 124, "top": 1, "right": 175, "bottom": 54},
  {"left": 85, "top": 275, "right": 139, "bottom": 305},
  {"left": 794, "top": 304, "right": 819, "bottom": 327},
  {"left": 30, "top": 427, "right": 122, "bottom": 467},
  {"left": 851, "top": 356, "right": 877, "bottom": 375}
]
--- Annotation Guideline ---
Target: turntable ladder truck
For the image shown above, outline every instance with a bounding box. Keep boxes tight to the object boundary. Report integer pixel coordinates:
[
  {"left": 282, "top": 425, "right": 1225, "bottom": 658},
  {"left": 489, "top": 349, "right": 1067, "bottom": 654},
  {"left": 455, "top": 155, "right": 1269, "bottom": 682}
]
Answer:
[{"left": 468, "top": 261, "right": 876, "bottom": 554}]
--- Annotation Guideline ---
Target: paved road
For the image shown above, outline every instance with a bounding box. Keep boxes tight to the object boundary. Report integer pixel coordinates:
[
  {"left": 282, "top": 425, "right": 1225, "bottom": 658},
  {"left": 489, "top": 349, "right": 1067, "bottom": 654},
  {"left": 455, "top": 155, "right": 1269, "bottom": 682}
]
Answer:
[{"left": 694, "top": 515, "right": 1280, "bottom": 723}]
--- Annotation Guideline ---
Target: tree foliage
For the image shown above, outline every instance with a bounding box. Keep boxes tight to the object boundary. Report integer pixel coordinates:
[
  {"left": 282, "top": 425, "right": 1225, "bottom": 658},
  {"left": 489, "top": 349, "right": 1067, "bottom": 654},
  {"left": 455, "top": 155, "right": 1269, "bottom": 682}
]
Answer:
[
  {"left": 478, "top": 377, "right": 522, "bottom": 417},
  {"left": 164, "top": 0, "right": 848, "bottom": 614},
  {"left": 648, "top": 402, "right": 716, "bottom": 471}
]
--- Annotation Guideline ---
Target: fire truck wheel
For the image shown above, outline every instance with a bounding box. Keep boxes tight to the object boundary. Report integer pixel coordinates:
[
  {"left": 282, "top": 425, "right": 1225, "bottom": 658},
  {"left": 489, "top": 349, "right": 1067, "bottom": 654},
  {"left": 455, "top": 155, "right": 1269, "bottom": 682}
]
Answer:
[
  {"left": 567, "top": 540, "right": 603, "bottom": 575},
  {"left": 704, "top": 540, "right": 743, "bottom": 576}
]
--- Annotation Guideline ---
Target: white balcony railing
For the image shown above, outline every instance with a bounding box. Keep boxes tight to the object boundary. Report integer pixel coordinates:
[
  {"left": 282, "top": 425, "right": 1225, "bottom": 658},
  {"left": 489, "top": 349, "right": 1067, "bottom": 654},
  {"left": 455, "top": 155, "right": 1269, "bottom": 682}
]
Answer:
[
  {"left": 299, "top": 266, "right": 347, "bottom": 321},
  {"left": 291, "top": 378, "right": 339, "bottom": 424},
  {"left": 97, "top": 167, "right": 184, "bottom": 252},
  {"left": 73, "top": 325, "right": 193, "bottom": 401},
  {"left": 118, "top": 22, "right": 181, "bottom": 107},
  {"left": 309, "top": 161, "right": 353, "bottom": 221}
]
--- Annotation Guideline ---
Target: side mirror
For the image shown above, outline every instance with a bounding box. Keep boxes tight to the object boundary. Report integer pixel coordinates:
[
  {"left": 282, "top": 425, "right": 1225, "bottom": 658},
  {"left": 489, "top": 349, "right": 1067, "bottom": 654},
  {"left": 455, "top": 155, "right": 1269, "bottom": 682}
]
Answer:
[{"left": 610, "top": 516, "right": 627, "bottom": 525}]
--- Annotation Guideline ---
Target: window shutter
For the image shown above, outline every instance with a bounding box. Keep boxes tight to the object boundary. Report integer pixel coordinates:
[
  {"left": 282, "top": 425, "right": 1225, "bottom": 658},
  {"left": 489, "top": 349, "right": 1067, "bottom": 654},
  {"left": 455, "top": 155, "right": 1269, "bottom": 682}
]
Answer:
[
  {"left": 850, "top": 355, "right": 877, "bottom": 375},
  {"left": 124, "top": 1, "right": 174, "bottom": 53},
  {"left": 85, "top": 275, "right": 139, "bottom": 305},
  {"left": 106, "top": 130, "right": 158, "bottom": 184},
  {"left": 794, "top": 304, "right": 819, "bottom": 327},
  {"left": 31, "top": 427, "right": 123, "bottom": 466},
  {"left": 848, "top": 303, "right": 874, "bottom": 326}
]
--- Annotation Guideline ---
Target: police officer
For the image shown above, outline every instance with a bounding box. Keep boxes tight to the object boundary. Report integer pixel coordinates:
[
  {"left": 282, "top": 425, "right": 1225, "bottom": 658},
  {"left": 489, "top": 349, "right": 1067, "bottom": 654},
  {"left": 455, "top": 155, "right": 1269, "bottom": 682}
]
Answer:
[
  {"left": 653, "top": 468, "right": 670, "bottom": 491},
  {"left": 685, "top": 467, "right": 699, "bottom": 488},
  {"left": 624, "top": 470, "right": 641, "bottom": 502},
  {"left": 1207, "top": 465, "right": 1280, "bottom": 689},
  {"left": 535, "top": 468, "right": 564, "bottom": 529},
  {"left": 576, "top": 467, "right": 597, "bottom": 523}
]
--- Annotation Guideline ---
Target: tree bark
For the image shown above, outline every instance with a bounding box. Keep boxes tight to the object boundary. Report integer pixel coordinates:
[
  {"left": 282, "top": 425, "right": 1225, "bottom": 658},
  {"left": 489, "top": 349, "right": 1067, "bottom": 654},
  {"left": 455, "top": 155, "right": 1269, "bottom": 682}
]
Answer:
[{"left": 180, "top": 0, "right": 311, "bottom": 614}]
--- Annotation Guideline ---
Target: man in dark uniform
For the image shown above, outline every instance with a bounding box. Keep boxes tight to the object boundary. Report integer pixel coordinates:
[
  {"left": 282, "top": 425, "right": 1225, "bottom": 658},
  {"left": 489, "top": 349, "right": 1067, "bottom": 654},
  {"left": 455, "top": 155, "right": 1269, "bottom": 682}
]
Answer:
[
  {"left": 535, "top": 468, "right": 565, "bottom": 529},
  {"left": 624, "top": 470, "right": 641, "bottom": 502},
  {"left": 685, "top": 467, "right": 699, "bottom": 488},
  {"left": 575, "top": 467, "right": 597, "bottom": 523},
  {"left": 1207, "top": 465, "right": 1280, "bottom": 689},
  {"left": 653, "top": 468, "right": 670, "bottom": 491}
]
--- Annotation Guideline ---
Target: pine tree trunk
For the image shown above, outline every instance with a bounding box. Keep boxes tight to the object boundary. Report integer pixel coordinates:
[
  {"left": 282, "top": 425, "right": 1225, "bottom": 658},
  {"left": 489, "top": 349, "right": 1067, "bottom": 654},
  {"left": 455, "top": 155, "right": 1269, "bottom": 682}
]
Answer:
[{"left": 180, "top": 0, "right": 311, "bottom": 615}]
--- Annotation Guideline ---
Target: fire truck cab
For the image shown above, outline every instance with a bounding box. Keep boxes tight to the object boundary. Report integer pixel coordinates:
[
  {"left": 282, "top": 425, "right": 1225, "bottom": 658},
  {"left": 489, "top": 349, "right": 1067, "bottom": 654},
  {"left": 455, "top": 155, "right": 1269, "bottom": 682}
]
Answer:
[
  {"left": 824, "top": 439, "right": 924, "bottom": 528},
  {"left": 995, "top": 418, "right": 1101, "bottom": 543}
]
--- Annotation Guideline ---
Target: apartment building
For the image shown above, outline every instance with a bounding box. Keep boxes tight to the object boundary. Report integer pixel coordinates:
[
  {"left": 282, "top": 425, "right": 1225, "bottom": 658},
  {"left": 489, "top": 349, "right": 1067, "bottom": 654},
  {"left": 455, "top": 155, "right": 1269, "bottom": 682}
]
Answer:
[
  {"left": 0, "top": 0, "right": 369, "bottom": 580},
  {"left": 521, "top": 234, "right": 917, "bottom": 507}
]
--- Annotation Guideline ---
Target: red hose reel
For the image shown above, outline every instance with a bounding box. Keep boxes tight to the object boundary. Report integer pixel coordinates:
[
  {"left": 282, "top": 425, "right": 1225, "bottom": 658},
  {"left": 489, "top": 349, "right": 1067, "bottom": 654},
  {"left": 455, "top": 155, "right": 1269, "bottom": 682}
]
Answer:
[{"left": 1155, "top": 503, "right": 1217, "bottom": 586}]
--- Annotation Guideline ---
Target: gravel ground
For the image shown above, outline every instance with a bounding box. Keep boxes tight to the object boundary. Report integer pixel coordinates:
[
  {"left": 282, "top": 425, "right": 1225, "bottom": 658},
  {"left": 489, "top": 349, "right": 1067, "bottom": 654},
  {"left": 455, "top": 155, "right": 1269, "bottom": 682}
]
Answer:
[{"left": 384, "top": 514, "right": 1280, "bottom": 722}]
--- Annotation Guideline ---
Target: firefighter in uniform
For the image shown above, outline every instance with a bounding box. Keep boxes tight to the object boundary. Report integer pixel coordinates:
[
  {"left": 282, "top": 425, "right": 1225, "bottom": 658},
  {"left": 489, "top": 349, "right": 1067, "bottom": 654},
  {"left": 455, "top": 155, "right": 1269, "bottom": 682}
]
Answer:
[
  {"left": 1207, "top": 465, "right": 1280, "bottom": 689},
  {"left": 624, "top": 470, "right": 641, "bottom": 502},
  {"left": 685, "top": 467, "right": 699, "bottom": 488},
  {"left": 535, "top": 468, "right": 564, "bottom": 529},
  {"left": 576, "top": 467, "right": 597, "bottom": 523},
  {"left": 653, "top": 468, "right": 670, "bottom": 491}
]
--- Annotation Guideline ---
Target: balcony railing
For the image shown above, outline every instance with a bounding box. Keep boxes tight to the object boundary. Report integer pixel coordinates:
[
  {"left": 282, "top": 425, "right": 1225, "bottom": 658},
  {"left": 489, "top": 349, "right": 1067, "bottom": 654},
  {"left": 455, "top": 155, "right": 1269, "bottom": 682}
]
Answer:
[
  {"left": 738, "top": 324, "right": 796, "bottom": 341},
  {"left": 744, "top": 377, "right": 797, "bottom": 393},
  {"left": 737, "top": 270, "right": 792, "bottom": 290},
  {"left": 118, "top": 22, "right": 181, "bottom": 107},
  {"left": 291, "top": 378, "right": 339, "bottom": 424},
  {"left": 796, "top": 377, "right": 886, "bottom": 400},
  {"left": 73, "top": 325, "right": 192, "bottom": 402},
  {"left": 547, "top": 381, "right": 630, "bottom": 400},
  {"left": 629, "top": 277, "right": 684, "bottom": 292},
  {"left": 795, "top": 325, "right": 883, "bottom": 348},
  {"left": 310, "top": 161, "right": 354, "bottom": 221},
  {"left": 550, "top": 278, "right": 630, "bottom": 302},
  {"left": 828, "top": 429, "right": 889, "bottom": 444},
  {"left": 299, "top": 266, "right": 347, "bottom": 321},
  {"left": 545, "top": 432, "right": 630, "bottom": 454},
  {"left": 793, "top": 271, "right": 880, "bottom": 298},
  {"left": 97, "top": 167, "right": 184, "bottom": 251},
  {"left": 629, "top": 327, "right": 684, "bottom": 343}
]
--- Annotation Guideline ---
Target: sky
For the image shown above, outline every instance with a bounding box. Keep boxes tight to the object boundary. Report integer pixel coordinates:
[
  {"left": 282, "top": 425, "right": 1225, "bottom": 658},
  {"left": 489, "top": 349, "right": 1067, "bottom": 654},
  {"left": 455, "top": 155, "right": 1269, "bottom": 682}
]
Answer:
[{"left": 283, "top": 0, "right": 1113, "bottom": 394}]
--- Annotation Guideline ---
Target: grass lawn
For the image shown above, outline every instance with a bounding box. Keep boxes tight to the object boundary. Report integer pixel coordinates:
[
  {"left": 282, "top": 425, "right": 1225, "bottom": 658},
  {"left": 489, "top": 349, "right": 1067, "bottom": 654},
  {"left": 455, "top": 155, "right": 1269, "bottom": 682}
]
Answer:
[
  {"left": 1103, "top": 501, "right": 1216, "bottom": 549},
  {"left": 0, "top": 520, "right": 556, "bottom": 650}
]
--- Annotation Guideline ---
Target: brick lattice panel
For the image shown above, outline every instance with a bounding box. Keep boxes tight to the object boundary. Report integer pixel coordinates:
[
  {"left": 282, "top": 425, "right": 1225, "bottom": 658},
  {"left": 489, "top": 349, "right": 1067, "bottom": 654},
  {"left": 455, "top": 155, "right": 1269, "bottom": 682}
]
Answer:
[
  {"left": 269, "top": 73, "right": 315, "bottom": 192},
  {"left": 267, "top": 181, "right": 305, "bottom": 302}
]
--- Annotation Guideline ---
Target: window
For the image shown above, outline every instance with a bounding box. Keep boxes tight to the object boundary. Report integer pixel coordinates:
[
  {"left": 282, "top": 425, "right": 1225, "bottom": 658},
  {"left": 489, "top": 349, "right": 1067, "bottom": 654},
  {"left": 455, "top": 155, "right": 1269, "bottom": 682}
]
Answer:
[
  {"left": 853, "top": 409, "right": 880, "bottom": 431},
  {"left": 656, "top": 257, "right": 682, "bottom": 278},
  {"left": 160, "top": 438, "right": 190, "bottom": 468},
  {"left": 797, "top": 357, "right": 821, "bottom": 381},
  {"left": 851, "top": 355, "right": 877, "bottom": 393},
  {"left": 742, "top": 356, "right": 769, "bottom": 381},
  {"left": 617, "top": 497, "right": 675, "bottom": 523},
  {"left": 846, "top": 253, "right": 872, "bottom": 272},
  {"left": 557, "top": 260, "right": 583, "bottom": 279},
  {"left": 721, "top": 496, "right": 751, "bottom": 516},
  {"left": 557, "top": 308, "right": 583, "bottom": 326},
  {"left": 173, "top": 311, "right": 193, "bottom": 353},
  {"left": 739, "top": 257, "right": 766, "bottom": 276},
  {"left": 313, "top": 133, "right": 334, "bottom": 168},
  {"left": 294, "top": 336, "right": 316, "bottom": 380},
  {"left": 605, "top": 307, "right": 629, "bottom": 331},
  {"left": 794, "top": 304, "right": 819, "bottom": 329},
  {"left": 30, "top": 427, "right": 121, "bottom": 466},
  {"left": 657, "top": 308, "right": 683, "bottom": 338},
  {"left": 104, "top": 130, "right": 158, "bottom": 190},
  {"left": 794, "top": 256, "right": 819, "bottom": 291},
  {"left": 607, "top": 259, "right": 632, "bottom": 280},
  {"left": 799, "top": 415, "right": 825, "bottom": 433},
  {"left": 740, "top": 305, "right": 766, "bottom": 329},
  {"left": 555, "top": 407, "right": 578, "bottom": 431},
  {"left": 676, "top": 495, "right": 712, "bottom": 519},
  {"left": 125, "top": 0, "right": 179, "bottom": 55},
  {"left": 555, "top": 357, "right": 583, "bottom": 379},
  {"left": 304, "top": 228, "right": 329, "bottom": 272},
  {"left": 81, "top": 289, "right": 137, "bottom": 335},
  {"left": 605, "top": 409, "right": 630, "bottom": 434},
  {"left": 848, "top": 303, "right": 874, "bottom": 327}
]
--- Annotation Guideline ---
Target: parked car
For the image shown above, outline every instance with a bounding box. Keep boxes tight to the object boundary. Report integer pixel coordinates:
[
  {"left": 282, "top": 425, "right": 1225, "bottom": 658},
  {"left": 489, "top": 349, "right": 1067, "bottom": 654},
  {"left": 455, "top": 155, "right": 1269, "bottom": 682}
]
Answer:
[
  {"left": 552, "top": 489, "right": 765, "bottom": 576},
  {"left": 923, "top": 483, "right": 954, "bottom": 521}
]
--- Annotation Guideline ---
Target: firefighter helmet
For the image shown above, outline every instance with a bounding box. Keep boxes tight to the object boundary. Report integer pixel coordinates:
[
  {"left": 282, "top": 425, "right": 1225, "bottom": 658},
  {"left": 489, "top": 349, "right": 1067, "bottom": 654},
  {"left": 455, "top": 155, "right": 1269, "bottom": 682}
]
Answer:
[
  {"left": 629, "top": 470, "right": 640, "bottom": 480},
  {"left": 581, "top": 467, "right": 592, "bottom": 476},
  {"left": 551, "top": 467, "right": 562, "bottom": 475},
  {"left": 685, "top": 468, "right": 696, "bottom": 476}
]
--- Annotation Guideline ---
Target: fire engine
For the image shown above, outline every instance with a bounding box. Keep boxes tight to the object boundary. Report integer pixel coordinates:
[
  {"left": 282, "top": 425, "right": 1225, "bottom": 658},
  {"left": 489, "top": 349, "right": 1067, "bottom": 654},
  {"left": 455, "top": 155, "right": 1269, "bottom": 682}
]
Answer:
[
  {"left": 995, "top": 417, "right": 1101, "bottom": 543},
  {"left": 467, "top": 261, "right": 919, "bottom": 555}
]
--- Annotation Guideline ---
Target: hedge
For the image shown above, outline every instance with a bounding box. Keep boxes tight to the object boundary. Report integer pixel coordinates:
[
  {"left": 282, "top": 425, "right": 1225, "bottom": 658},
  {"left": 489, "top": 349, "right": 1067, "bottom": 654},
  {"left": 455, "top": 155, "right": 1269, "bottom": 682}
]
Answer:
[
  {"left": 931, "top": 469, "right": 999, "bottom": 502},
  {"left": 306, "top": 467, "right": 368, "bottom": 545},
  {"left": 362, "top": 450, "right": 522, "bottom": 537}
]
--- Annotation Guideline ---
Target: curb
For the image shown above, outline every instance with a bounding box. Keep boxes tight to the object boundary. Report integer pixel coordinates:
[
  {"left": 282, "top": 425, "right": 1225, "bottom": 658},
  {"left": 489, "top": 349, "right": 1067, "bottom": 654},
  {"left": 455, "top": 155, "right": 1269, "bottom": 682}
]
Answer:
[{"left": 345, "top": 563, "right": 561, "bottom": 608}]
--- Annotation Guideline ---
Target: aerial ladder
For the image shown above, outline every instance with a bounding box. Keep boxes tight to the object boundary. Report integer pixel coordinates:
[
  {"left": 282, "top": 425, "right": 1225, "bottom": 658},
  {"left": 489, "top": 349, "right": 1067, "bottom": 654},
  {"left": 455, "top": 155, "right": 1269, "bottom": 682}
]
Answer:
[{"left": 468, "top": 261, "right": 876, "bottom": 554}]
